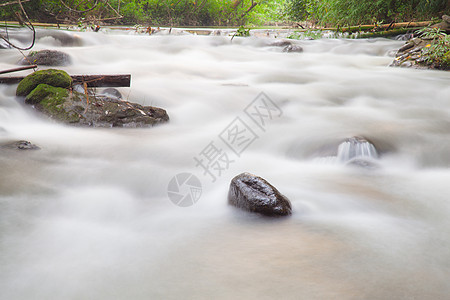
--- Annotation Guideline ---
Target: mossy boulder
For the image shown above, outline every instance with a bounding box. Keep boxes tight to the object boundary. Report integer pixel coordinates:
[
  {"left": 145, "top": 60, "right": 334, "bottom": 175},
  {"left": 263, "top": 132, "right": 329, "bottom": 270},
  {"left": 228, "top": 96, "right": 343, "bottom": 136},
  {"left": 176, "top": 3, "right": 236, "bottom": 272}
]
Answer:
[
  {"left": 25, "top": 83, "right": 68, "bottom": 104},
  {"left": 16, "top": 69, "right": 169, "bottom": 127},
  {"left": 23, "top": 85, "right": 169, "bottom": 127},
  {"left": 16, "top": 69, "right": 72, "bottom": 97}
]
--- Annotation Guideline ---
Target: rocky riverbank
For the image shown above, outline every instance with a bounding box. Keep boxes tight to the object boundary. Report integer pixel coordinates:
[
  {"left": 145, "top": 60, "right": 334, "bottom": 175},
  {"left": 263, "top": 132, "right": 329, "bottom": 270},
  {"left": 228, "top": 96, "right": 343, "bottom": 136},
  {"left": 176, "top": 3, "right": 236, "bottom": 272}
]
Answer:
[{"left": 391, "top": 15, "right": 450, "bottom": 70}]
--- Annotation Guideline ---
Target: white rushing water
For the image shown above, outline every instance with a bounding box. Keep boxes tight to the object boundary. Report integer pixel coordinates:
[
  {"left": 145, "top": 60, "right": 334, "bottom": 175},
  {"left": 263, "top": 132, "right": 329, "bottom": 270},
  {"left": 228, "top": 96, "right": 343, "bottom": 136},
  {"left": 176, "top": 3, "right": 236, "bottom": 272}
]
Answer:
[{"left": 1, "top": 29, "right": 450, "bottom": 300}]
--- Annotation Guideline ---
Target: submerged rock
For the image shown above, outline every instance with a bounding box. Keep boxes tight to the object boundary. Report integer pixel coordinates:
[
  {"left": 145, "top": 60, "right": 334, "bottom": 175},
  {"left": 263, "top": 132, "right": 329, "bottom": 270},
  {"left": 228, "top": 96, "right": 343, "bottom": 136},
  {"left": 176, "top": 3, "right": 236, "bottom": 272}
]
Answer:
[
  {"left": 97, "top": 88, "right": 122, "bottom": 100},
  {"left": 1, "top": 140, "right": 40, "bottom": 150},
  {"left": 228, "top": 172, "right": 292, "bottom": 217},
  {"left": 337, "top": 136, "right": 378, "bottom": 162},
  {"left": 283, "top": 44, "right": 303, "bottom": 53},
  {"left": 269, "top": 40, "right": 292, "bottom": 47},
  {"left": 36, "top": 30, "right": 83, "bottom": 47},
  {"left": 313, "top": 136, "right": 381, "bottom": 169},
  {"left": 18, "top": 50, "right": 72, "bottom": 66},
  {"left": 337, "top": 136, "right": 380, "bottom": 169},
  {"left": 16, "top": 70, "right": 169, "bottom": 127},
  {"left": 16, "top": 69, "right": 72, "bottom": 97}
]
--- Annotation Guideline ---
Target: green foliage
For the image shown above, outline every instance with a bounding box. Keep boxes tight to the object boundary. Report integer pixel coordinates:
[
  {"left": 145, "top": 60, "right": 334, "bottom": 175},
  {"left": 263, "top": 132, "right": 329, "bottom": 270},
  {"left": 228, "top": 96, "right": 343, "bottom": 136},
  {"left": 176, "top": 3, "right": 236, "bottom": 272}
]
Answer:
[
  {"left": 417, "top": 27, "right": 450, "bottom": 68},
  {"left": 285, "top": 0, "right": 449, "bottom": 26},
  {"left": 2, "top": 0, "right": 447, "bottom": 27},
  {"left": 246, "top": 0, "right": 287, "bottom": 25},
  {"left": 27, "top": 0, "right": 282, "bottom": 27},
  {"left": 235, "top": 25, "right": 251, "bottom": 36}
]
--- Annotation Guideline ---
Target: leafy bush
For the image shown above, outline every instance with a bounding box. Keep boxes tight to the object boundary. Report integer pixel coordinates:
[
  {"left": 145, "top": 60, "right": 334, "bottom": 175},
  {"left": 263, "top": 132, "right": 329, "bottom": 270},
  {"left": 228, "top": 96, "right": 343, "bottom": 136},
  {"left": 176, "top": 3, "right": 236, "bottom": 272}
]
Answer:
[{"left": 417, "top": 27, "right": 450, "bottom": 69}]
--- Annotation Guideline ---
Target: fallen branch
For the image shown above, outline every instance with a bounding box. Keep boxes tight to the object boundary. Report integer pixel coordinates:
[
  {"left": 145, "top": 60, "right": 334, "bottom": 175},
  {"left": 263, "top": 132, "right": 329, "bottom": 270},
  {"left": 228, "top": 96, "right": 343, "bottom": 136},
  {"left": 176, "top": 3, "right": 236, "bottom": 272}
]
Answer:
[
  {"left": 0, "top": 65, "right": 37, "bottom": 75},
  {"left": 0, "top": 74, "right": 131, "bottom": 87},
  {"left": 0, "top": 0, "right": 31, "bottom": 7}
]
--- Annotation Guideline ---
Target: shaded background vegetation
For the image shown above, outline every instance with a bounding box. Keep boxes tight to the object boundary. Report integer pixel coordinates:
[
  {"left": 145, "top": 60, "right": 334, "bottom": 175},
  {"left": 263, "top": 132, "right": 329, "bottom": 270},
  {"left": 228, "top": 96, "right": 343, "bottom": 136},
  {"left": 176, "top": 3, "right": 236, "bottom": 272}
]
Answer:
[{"left": 0, "top": 0, "right": 448, "bottom": 27}]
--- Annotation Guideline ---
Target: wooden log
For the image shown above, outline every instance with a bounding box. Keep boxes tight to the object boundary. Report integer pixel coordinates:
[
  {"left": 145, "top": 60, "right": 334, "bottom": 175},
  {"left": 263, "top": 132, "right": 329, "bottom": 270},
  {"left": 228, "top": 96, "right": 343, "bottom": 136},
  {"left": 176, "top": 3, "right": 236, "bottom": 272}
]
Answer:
[
  {"left": 340, "top": 21, "right": 433, "bottom": 33},
  {"left": 356, "top": 27, "right": 421, "bottom": 38},
  {"left": 0, "top": 74, "right": 131, "bottom": 87},
  {"left": 71, "top": 75, "right": 131, "bottom": 87}
]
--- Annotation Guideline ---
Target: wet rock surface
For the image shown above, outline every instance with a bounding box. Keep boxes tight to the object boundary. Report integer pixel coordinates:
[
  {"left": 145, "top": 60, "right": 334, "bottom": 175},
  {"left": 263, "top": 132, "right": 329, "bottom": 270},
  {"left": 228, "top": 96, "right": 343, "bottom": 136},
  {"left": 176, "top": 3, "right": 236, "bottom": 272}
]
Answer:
[
  {"left": 18, "top": 50, "right": 72, "bottom": 66},
  {"left": 1, "top": 140, "right": 40, "bottom": 150},
  {"left": 228, "top": 172, "right": 292, "bottom": 217}
]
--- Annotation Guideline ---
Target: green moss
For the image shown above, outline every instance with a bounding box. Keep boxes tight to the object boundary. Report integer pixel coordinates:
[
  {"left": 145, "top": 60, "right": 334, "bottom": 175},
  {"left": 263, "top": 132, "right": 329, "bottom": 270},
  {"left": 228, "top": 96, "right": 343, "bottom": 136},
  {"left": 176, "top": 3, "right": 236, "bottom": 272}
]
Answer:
[
  {"left": 25, "top": 84, "right": 67, "bottom": 104},
  {"left": 16, "top": 69, "right": 72, "bottom": 97},
  {"left": 30, "top": 85, "right": 81, "bottom": 123}
]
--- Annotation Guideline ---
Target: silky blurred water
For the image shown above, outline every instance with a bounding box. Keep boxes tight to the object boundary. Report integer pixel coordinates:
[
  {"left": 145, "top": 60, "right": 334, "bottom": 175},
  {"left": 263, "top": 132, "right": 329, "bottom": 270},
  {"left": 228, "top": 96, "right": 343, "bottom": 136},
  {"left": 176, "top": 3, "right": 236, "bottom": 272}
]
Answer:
[{"left": 1, "top": 29, "right": 450, "bottom": 300}]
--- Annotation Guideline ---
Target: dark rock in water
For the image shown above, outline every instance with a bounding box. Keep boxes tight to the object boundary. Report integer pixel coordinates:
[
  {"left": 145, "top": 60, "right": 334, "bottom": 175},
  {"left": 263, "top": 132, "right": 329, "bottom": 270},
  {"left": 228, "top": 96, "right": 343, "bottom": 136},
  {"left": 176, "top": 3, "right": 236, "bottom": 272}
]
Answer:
[
  {"left": 16, "top": 69, "right": 72, "bottom": 97},
  {"left": 97, "top": 88, "right": 122, "bottom": 100},
  {"left": 1, "top": 140, "right": 40, "bottom": 150},
  {"left": 269, "top": 40, "right": 292, "bottom": 47},
  {"left": 228, "top": 172, "right": 292, "bottom": 217},
  {"left": 18, "top": 50, "right": 72, "bottom": 66},
  {"left": 283, "top": 44, "right": 303, "bottom": 53}
]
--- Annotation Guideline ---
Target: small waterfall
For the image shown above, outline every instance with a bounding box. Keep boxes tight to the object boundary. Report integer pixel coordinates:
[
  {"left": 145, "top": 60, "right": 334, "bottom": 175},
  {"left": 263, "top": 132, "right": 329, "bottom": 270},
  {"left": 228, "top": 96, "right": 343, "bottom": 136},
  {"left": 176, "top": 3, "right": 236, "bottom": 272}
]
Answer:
[{"left": 337, "top": 137, "right": 378, "bottom": 163}]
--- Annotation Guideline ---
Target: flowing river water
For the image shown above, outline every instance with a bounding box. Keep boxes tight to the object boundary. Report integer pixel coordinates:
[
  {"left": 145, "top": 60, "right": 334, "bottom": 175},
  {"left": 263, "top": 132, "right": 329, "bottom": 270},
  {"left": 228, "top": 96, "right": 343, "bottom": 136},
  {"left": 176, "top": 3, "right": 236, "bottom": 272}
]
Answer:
[{"left": 1, "top": 29, "right": 450, "bottom": 299}]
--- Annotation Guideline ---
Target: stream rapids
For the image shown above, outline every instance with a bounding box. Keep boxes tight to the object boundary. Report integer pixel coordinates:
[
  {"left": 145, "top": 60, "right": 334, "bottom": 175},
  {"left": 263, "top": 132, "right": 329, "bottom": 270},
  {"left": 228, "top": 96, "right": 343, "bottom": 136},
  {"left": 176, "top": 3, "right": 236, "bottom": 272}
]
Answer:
[{"left": 1, "top": 28, "right": 450, "bottom": 299}]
